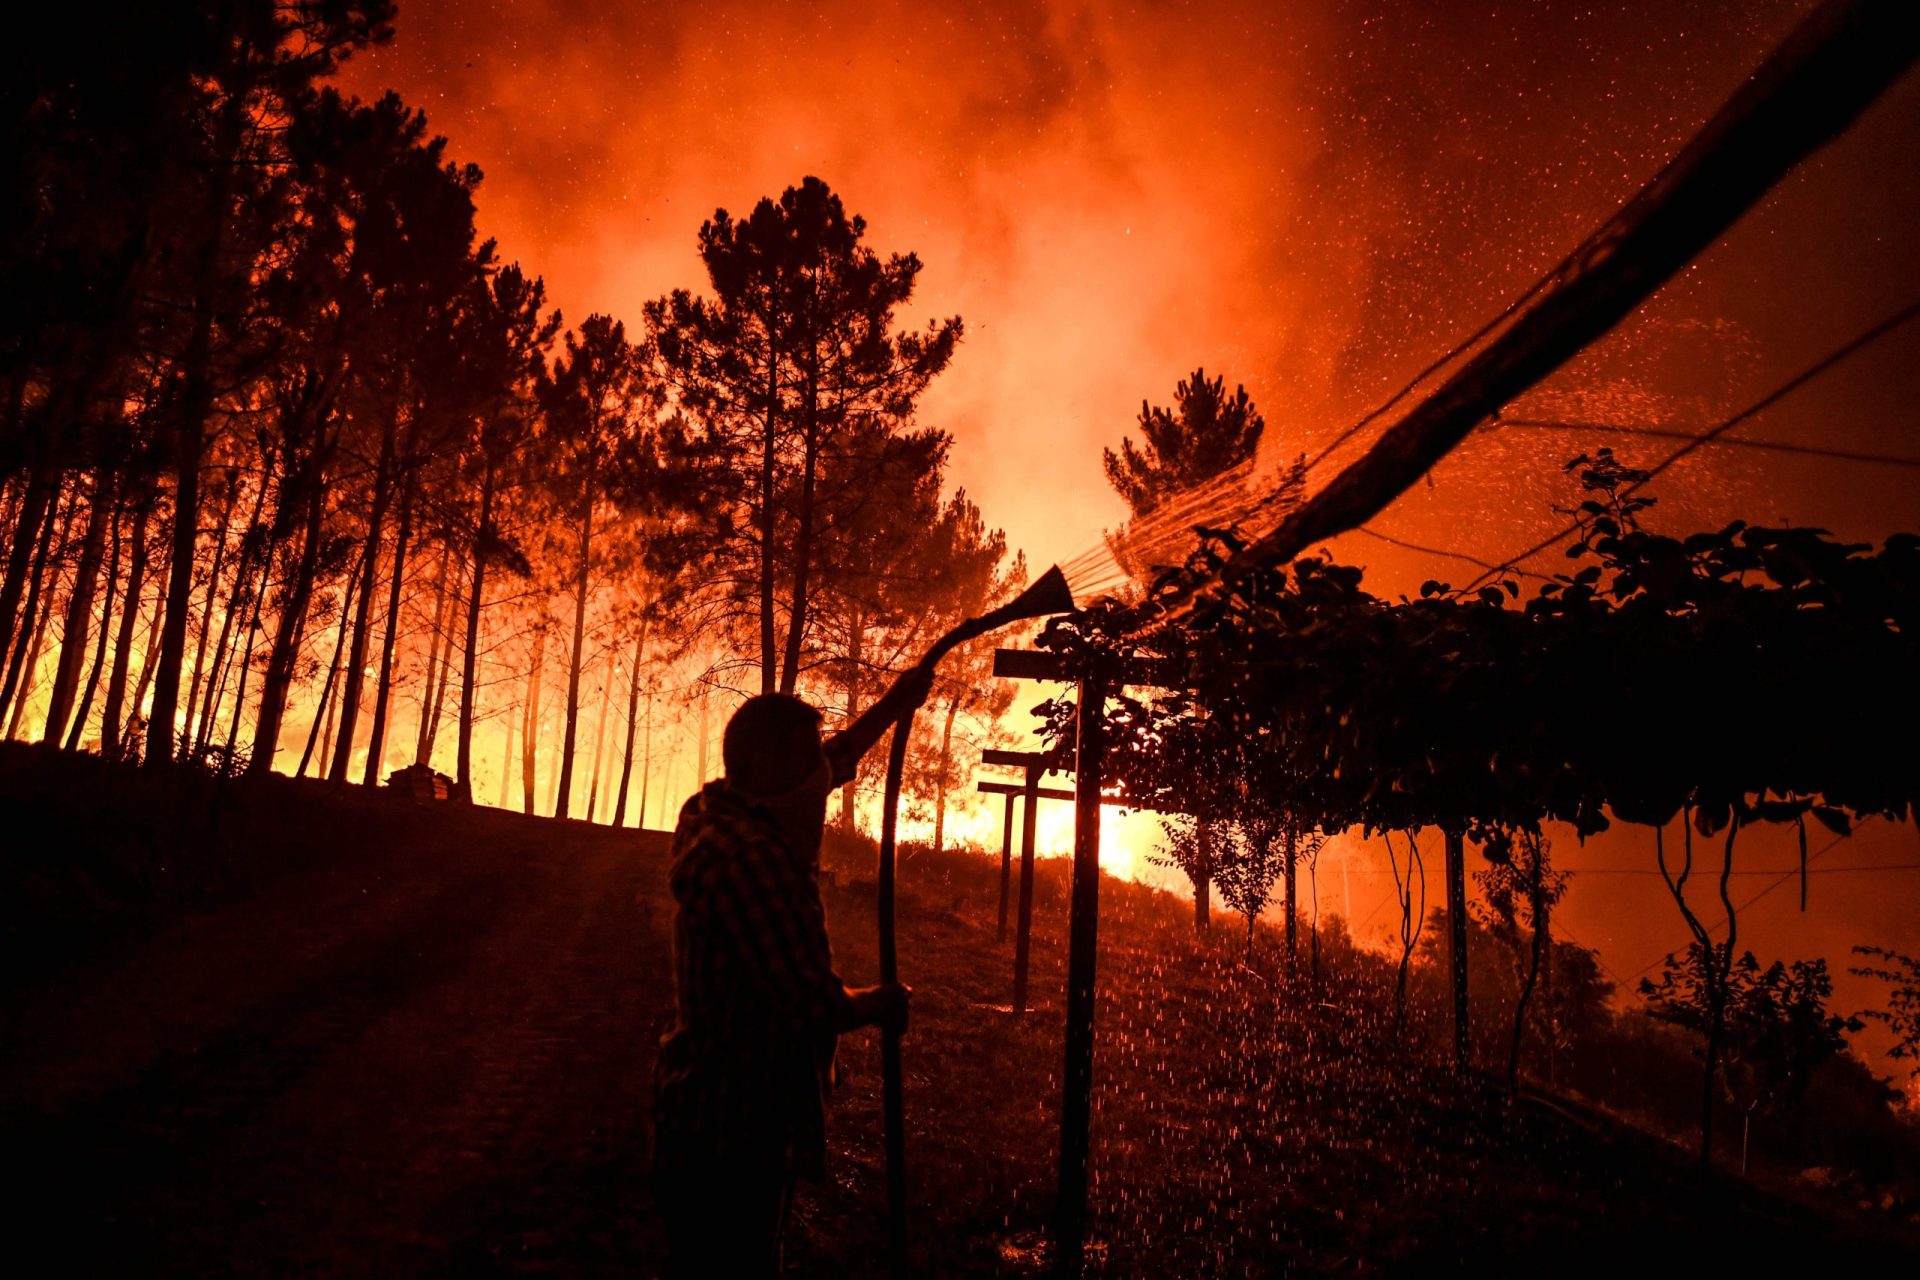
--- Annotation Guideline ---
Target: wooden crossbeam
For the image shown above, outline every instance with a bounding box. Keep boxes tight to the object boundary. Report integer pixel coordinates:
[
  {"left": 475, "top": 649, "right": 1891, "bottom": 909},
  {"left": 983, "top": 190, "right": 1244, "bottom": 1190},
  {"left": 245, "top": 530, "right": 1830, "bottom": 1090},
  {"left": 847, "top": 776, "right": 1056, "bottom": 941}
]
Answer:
[
  {"left": 980, "top": 747, "right": 1071, "bottom": 772},
  {"left": 977, "top": 780, "right": 1074, "bottom": 802},
  {"left": 976, "top": 778, "right": 1179, "bottom": 816},
  {"left": 991, "top": 648, "right": 1073, "bottom": 681},
  {"left": 992, "top": 647, "right": 1186, "bottom": 687}
]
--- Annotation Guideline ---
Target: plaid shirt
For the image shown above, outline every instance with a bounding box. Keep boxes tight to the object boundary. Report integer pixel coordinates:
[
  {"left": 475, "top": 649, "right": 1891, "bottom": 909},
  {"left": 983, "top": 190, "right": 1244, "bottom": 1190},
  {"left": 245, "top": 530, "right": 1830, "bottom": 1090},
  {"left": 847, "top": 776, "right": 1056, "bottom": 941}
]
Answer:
[{"left": 652, "top": 777, "right": 852, "bottom": 1177}]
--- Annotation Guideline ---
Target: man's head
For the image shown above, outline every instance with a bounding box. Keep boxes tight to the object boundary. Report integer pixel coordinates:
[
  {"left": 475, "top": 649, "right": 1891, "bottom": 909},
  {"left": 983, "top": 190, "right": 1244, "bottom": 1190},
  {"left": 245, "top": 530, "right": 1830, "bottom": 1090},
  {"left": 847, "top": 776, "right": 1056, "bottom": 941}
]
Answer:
[{"left": 724, "top": 694, "right": 832, "bottom": 853}]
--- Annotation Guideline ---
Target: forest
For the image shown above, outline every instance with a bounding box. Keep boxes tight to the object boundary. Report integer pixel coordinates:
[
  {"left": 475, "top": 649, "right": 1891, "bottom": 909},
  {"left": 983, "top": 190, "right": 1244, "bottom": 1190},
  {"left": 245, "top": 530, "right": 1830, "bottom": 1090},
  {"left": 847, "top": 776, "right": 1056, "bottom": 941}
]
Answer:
[
  {"left": 0, "top": 2, "right": 1019, "bottom": 834},
  {"left": 3, "top": 1, "right": 1918, "bottom": 1276}
]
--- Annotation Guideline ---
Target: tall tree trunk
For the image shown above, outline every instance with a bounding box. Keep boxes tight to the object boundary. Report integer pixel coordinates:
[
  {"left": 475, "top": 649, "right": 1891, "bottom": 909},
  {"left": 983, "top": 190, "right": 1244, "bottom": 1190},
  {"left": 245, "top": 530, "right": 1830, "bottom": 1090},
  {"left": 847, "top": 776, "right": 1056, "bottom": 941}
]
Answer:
[
  {"left": 0, "top": 473, "right": 19, "bottom": 543},
  {"left": 64, "top": 498, "right": 123, "bottom": 751},
  {"left": 637, "top": 702, "right": 653, "bottom": 829},
  {"left": 420, "top": 584, "right": 456, "bottom": 770},
  {"left": 220, "top": 552, "right": 270, "bottom": 757},
  {"left": 498, "top": 707, "right": 516, "bottom": 808},
  {"left": 414, "top": 543, "right": 453, "bottom": 765},
  {"left": 315, "top": 684, "right": 339, "bottom": 776},
  {"left": 4, "top": 513, "right": 66, "bottom": 739},
  {"left": 659, "top": 757, "right": 676, "bottom": 833},
  {"left": 521, "top": 626, "right": 546, "bottom": 813},
  {"left": 126, "top": 553, "right": 171, "bottom": 754},
  {"left": 297, "top": 546, "right": 364, "bottom": 779},
  {"left": 0, "top": 482, "right": 69, "bottom": 730},
  {"left": 0, "top": 464, "right": 57, "bottom": 683},
  {"left": 180, "top": 480, "right": 238, "bottom": 753},
  {"left": 328, "top": 432, "right": 395, "bottom": 783},
  {"left": 454, "top": 464, "right": 493, "bottom": 793},
  {"left": 144, "top": 410, "right": 202, "bottom": 767},
  {"left": 5, "top": 597, "right": 57, "bottom": 740},
  {"left": 198, "top": 472, "right": 271, "bottom": 753},
  {"left": 100, "top": 491, "right": 153, "bottom": 757},
  {"left": 696, "top": 686, "right": 710, "bottom": 786},
  {"left": 778, "top": 398, "right": 818, "bottom": 694},
  {"left": 146, "top": 70, "right": 246, "bottom": 770},
  {"left": 555, "top": 476, "right": 593, "bottom": 819},
  {"left": 42, "top": 468, "right": 114, "bottom": 743},
  {"left": 361, "top": 469, "right": 416, "bottom": 787},
  {"left": 757, "top": 347, "right": 778, "bottom": 694},
  {"left": 613, "top": 618, "right": 647, "bottom": 826},
  {"left": 839, "top": 609, "right": 863, "bottom": 832},
  {"left": 932, "top": 690, "right": 960, "bottom": 855},
  {"left": 250, "top": 474, "right": 326, "bottom": 774},
  {"left": 586, "top": 648, "right": 614, "bottom": 821},
  {"left": 545, "top": 702, "right": 563, "bottom": 814}
]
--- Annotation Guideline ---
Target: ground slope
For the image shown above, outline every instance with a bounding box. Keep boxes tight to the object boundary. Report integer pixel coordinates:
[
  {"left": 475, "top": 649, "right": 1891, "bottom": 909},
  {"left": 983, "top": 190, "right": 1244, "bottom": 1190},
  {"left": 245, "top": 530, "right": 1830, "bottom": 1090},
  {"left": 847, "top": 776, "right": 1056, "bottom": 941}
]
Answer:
[{"left": 1, "top": 746, "right": 1912, "bottom": 1275}]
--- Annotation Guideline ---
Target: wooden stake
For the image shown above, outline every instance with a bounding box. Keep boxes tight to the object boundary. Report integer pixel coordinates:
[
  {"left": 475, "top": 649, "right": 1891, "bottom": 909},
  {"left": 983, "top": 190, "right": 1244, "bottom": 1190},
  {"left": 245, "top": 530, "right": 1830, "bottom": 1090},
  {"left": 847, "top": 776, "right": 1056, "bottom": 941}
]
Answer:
[
  {"left": 1054, "top": 668, "right": 1107, "bottom": 1275},
  {"left": 1012, "top": 761, "right": 1041, "bottom": 1014},
  {"left": 997, "top": 791, "right": 1016, "bottom": 942}
]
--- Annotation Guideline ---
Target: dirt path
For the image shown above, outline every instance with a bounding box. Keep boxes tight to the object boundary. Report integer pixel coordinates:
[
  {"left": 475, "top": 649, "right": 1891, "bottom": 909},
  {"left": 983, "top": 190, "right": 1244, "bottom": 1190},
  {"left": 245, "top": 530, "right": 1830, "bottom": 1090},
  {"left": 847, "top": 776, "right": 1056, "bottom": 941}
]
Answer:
[{"left": 0, "top": 814, "right": 676, "bottom": 1276}]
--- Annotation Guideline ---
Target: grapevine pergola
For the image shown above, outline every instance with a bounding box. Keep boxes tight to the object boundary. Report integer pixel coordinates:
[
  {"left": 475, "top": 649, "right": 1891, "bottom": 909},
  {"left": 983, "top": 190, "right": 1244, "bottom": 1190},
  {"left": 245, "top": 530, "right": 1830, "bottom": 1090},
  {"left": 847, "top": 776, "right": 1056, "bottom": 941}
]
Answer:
[{"left": 925, "top": 3, "right": 1919, "bottom": 1270}]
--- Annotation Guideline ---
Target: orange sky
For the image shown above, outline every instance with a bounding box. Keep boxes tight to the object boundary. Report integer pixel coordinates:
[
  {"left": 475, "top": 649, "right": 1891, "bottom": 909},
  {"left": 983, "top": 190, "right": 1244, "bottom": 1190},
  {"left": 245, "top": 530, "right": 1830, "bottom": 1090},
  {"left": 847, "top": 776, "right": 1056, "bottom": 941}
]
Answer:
[
  {"left": 337, "top": 0, "right": 1920, "bottom": 582},
  {"left": 334, "top": 1, "right": 1920, "bottom": 1077}
]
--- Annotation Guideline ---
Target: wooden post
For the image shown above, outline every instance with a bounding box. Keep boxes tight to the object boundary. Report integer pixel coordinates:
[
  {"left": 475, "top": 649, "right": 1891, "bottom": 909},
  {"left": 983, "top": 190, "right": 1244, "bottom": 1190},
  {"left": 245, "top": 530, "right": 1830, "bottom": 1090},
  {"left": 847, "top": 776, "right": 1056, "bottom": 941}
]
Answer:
[
  {"left": 1446, "top": 828, "right": 1471, "bottom": 1075},
  {"left": 978, "top": 776, "right": 1077, "bottom": 965},
  {"left": 1013, "top": 761, "right": 1041, "bottom": 1014},
  {"left": 1054, "top": 667, "right": 1107, "bottom": 1275},
  {"left": 997, "top": 790, "right": 1016, "bottom": 942}
]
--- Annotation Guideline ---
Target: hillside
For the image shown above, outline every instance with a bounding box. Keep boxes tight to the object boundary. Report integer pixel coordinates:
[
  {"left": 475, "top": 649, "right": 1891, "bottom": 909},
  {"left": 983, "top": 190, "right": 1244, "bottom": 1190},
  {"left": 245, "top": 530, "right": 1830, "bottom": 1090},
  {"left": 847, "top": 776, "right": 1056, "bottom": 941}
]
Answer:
[{"left": 1, "top": 743, "right": 1914, "bottom": 1275}]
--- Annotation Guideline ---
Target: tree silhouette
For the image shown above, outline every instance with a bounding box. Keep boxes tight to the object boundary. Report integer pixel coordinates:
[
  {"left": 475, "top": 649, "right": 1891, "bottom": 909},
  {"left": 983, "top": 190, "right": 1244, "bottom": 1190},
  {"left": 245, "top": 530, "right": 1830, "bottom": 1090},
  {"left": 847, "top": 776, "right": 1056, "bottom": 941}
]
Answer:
[
  {"left": 448, "top": 265, "right": 558, "bottom": 794},
  {"left": 537, "top": 315, "right": 650, "bottom": 818},
  {"left": 1644, "top": 949, "right": 1860, "bottom": 1172},
  {"left": 141, "top": 3, "right": 395, "bottom": 771},
  {"left": 1851, "top": 946, "right": 1920, "bottom": 1091},
  {"left": 648, "top": 176, "right": 961, "bottom": 694},
  {"left": 1475, "top": 828, "right": 1568, "bottom": 1091},
  {"left": 1103, "top": 367, "right": 1265, "bottom": 518}
]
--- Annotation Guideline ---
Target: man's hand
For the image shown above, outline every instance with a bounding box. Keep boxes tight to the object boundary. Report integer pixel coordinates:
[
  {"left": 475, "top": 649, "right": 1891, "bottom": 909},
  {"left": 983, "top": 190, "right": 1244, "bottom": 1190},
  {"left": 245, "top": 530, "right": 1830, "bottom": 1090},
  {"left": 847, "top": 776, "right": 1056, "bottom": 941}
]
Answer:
[
  {"left": 847, "top": 982, "right": 912, "bottom": 1036},
  {"left": 874, "top": 981, "right": 911, "bottom": 1036}
]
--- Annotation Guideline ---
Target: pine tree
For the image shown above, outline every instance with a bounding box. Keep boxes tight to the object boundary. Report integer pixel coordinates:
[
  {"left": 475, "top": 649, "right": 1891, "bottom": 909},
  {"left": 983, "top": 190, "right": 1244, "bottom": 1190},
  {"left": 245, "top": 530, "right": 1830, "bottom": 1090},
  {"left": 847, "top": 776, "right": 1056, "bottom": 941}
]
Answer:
[
  {"left": 647, "top": 176, "right": 961, "bottom": 694},
  {"left": 1102, "top": 367, "right": 1265, "bottom": 518}
]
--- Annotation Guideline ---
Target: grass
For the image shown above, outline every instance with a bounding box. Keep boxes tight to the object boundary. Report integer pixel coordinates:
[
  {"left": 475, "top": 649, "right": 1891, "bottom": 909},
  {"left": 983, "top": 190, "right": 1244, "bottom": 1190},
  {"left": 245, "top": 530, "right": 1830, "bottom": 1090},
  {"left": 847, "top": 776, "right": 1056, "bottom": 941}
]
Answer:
[{"left": 803, "top": 837, "right": 1920, "bottom": 1274}]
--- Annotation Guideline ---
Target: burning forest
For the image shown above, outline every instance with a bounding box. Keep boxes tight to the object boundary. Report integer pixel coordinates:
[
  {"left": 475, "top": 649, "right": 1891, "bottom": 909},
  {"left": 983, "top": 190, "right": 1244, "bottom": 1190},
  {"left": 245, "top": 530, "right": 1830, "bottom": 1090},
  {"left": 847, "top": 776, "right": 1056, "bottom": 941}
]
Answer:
[{"left": 3, "top": 0, "right": 1919, "bottom": 1275}]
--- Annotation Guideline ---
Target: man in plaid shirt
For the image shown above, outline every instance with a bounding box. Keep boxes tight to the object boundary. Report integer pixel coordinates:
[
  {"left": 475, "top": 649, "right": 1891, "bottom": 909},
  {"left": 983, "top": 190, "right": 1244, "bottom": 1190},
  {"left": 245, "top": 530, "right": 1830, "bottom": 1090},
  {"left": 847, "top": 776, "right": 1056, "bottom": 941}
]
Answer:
[{"left": 652, "top": 667, "right": 930, "bottom": 1277}]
